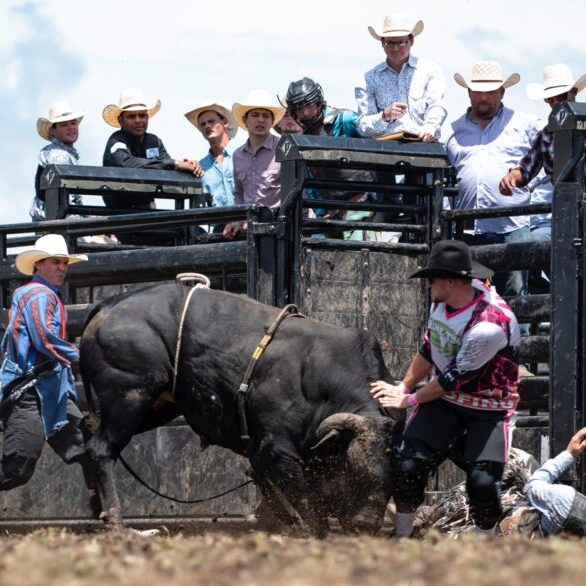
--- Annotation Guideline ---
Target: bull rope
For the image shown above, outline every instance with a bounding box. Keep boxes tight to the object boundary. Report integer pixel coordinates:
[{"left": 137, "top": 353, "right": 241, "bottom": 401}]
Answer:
[{"left": 171, "top": 273, "right": 211, "bottom": 396}]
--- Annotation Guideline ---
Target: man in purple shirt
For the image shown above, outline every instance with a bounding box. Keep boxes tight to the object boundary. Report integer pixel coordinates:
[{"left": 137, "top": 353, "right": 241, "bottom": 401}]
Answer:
[
  {"left": 223, "top": 90, "right": 284, "bottom": 239},
  {"left": 0, "top": 234, "right": 99, "bottom": 515}
]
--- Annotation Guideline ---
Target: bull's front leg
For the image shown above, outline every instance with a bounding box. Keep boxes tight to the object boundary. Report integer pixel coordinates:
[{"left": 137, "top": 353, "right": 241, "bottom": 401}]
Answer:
[{"left": 251, "top": 442, "right": 326, "bottom": 536}]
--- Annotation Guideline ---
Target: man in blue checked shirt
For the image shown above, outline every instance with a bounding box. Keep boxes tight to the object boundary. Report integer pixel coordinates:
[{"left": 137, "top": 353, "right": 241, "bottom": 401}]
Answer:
[{"left": 0, "top": 234, "right": 99, "bottom": 514}]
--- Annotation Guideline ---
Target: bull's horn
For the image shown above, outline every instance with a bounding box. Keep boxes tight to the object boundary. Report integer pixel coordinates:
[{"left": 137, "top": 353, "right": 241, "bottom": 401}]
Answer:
[
  {"left": 310, "top": 429, "right": 341, "bottom": 451},
  {"left": 316, "top": 413, "right": 369, "bottom": 439}
]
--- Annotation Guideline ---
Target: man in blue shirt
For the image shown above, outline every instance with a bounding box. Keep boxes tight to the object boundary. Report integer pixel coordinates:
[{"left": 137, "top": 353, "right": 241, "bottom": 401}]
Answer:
[
  {"left": 524, "top": 427, "right": 586, "bottom": 536},
  {"left": 0, "top": 234, "right": 99, "bottom": 514},
  {"left": 32, "top": 101, "right": 85, "bottom": 221},
  {"left": 446, "top": 61, "right": 542, "bottom": 298},
  {"left": 185, "top": 102, "right": 237, "bottom": 209}
]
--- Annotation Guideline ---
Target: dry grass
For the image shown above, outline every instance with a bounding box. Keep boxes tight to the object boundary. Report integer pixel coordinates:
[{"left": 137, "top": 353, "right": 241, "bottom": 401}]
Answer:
[{"left": 0, "top": 527, "right": 584, "bottom": 586}]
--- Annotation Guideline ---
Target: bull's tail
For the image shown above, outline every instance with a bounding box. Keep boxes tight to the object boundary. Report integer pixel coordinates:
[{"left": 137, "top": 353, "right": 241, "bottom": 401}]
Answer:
[{"left": 79, "top": 303, "right": 103, "bottom": 433}]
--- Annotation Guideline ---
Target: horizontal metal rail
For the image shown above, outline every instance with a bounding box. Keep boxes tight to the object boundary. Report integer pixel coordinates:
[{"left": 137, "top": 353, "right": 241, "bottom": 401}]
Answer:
[
  {"left": 471, "top": 240, "right": 550, "bottom": 272},
  {"left": 304, "top": 219, "right": 426, "bottom": 234},
  {"left": 443, "top": 202, "right": 551, "bottom": 221},
  {"left": 304, "top": 179, "right": 433, "bottom": 194},
  {"left": 41, "top": 164, "right": 204, "bottom": 193},
  {"left": 301, "top": 198, "right": 426, "bottom": 214},
  {"left": 301, "top": 237, "right": 428, "bottom": 255},
  {"left": 507, "top": 294, "right": 550, "bottom": 322},
  {"left": 0, "top": 241, "right": 248, "bottom": 286}
]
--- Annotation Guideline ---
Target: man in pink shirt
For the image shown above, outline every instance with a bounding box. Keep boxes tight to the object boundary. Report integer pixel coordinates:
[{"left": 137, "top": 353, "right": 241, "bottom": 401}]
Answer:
[{"left": 224, "top": 90, "right": 284, "bottom": 239}]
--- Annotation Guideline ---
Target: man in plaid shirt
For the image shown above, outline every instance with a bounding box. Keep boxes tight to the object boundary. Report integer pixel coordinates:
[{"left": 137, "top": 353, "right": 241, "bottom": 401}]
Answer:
[{"left": 499, "top": 64, "right": 586, "bottom": 192}]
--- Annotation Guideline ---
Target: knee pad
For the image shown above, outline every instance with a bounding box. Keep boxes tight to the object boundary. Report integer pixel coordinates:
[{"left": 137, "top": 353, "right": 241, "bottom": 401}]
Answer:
[
  {"left": 467, "top": 461, "right": 504, "bottom": 529},
  {"left": 392, "top": 455, "right": 433, "bottom": 513}
]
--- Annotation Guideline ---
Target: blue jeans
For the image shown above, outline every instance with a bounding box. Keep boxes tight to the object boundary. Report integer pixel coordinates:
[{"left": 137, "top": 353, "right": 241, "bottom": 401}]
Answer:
[{"left": 461, "top": 227, "right": 530, "bottom": 298}]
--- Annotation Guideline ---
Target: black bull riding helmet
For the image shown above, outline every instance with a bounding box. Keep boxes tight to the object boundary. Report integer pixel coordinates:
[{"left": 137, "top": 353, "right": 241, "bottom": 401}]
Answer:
[
  {"left": 283, "top": 77, "right": 326, "bottom": 132},
  {"left": 410, "top": 239, "right": 494, "bottom": 280}
]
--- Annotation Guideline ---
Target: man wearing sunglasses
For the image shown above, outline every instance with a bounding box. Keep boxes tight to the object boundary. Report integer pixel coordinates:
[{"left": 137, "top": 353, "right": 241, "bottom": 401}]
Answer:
[{"left": 355, "top": 13, "right": 446, "bottom": 142}]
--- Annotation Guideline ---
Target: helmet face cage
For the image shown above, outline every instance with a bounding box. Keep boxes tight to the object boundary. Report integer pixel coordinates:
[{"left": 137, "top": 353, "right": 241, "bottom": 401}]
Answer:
[{"left": 285, "top": 77, "right": 326, "bottom": 131}]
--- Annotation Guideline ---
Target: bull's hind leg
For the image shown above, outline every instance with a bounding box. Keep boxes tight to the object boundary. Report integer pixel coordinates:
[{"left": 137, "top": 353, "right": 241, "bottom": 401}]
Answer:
[{"left": 86, "top": 388, "right": 154, "bottom": 528}]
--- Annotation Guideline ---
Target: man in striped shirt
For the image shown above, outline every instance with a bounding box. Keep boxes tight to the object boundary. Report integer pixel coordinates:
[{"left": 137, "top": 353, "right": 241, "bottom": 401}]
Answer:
[{"left": 0, "top": 234, "right": 98, "bottom": 513}]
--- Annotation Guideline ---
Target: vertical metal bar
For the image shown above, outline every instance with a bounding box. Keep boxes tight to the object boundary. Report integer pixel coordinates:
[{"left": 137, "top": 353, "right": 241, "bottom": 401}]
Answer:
[
  {"left": 292, "top": 192, "right": 305, "bottom": 308},
  {"left": 0, "top": 231, "right": 7, "bottom": 308},
  {"left": 550, "top": 185, "right": 580, "bottom": 468},
  {"left": 246, "top": 208, "right": 259, "bottom": 300},
  {"left": 429, "top": 169, "right": 444, "bottom": 245},
  {"left": 63, "top": 233, "right": 76, "bottom": 304},
  {"left": 288, "top": 160, "right": 307, "bottom": 308},
  {"left": 251, "top": 207, "right": 276, "bottom": 306}
]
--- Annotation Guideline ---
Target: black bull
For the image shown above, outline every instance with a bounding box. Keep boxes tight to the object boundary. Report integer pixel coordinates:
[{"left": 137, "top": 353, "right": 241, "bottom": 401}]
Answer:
[{"left": 80, "top": 282, "right": 402, "bottom": 533}]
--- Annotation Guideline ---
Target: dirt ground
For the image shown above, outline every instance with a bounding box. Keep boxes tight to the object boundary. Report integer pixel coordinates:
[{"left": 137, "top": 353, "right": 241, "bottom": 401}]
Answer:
[{"left": 0, "top": 527, "right": 584, "bottom": 586}]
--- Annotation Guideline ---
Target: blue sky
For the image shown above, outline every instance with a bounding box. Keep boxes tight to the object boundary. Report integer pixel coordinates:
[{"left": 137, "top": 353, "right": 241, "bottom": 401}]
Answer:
[{"left": 1, "top": 0, "right": 585, "bottom": 224}]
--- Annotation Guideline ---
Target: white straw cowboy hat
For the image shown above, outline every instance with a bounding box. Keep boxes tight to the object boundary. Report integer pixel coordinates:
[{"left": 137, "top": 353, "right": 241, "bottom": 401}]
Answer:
[
  {"left": 368, "top": 14, "right": 424, "bottom": 41},
  {"left": 526, "top": 64, "right": 586, "bottom": 100},
  {"left": 102, "top": 88, "right": 162, "bottom": 128},
  {"left": 184, "top": 102, "right": 238, "bottom": 139},
  {"left": 37, "top": 101, "right": 85, "bottom": 141},
  {"left": 15, "top": 234, "right": 88, "bottom": 276},
  {"left": 454, "top": 61, "right": 520, "bottom": 92},
  {"left": 232, "top": 90, "right": 285, "bottom": 130}
]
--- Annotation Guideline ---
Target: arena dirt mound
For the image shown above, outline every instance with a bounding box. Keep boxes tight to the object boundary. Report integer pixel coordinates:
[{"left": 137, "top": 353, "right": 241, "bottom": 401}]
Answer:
[{"left": 0, "top": 527, "right": 584, "bottom": 586}]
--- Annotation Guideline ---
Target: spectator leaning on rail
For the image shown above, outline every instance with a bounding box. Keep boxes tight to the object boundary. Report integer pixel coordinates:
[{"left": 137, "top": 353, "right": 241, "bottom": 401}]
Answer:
[
  {"left": 223, "top": 90, "right": 284, "bottom": 240},
  {"left": 499, "top": 66, "right": 585, "bottom": 293},
  {"left": 184, "top": 101, "right": 238, "bottom": 209},
  {"left": 522, "top": 426, "right": 586, "bottom": 536},
  {"left": 31, "top": 101, "right": 85, "bottom": 221},
  {"left": 370, "top": 239, "right": 520, "bottom": 537},
  {"left": 499, "top": 64, "right": 586, "bottom": 200},
  {"left": 283, "top": 77, "right": 372, "bottom": 229},
  {"left": 355, "top": 13, "right": 446, "bottom": 142},
  {"left": 285, "top": 77, "right": 360, "bottom": 138},
  {"left": 445, "top": 62, "right": 543, "bottom": 299},
  {"left": 102, "top": 88, "right": 203, "bottom": 210},
  {"left": 0, "top": 234, "right": 99, "bottom": 515}
]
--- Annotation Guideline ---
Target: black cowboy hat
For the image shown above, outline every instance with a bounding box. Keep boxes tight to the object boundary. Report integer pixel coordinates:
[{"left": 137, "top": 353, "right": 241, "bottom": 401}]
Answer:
[{"left": 409, "top": 239, "right": 494, "bottom": 280}]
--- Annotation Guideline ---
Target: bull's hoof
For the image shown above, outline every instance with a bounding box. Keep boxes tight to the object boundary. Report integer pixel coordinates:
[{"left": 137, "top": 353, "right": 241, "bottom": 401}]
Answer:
[
  {"left": 88, "top": 490, "right": 102, "bottom": 520},
  {"left": 100, "top": 508, "right": 124, "bottom": 529}
]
